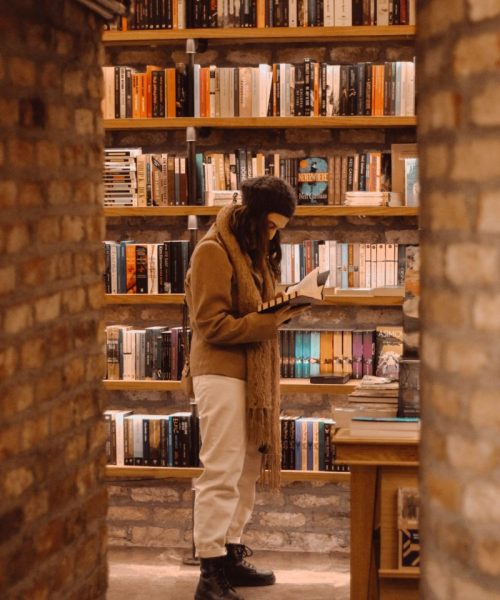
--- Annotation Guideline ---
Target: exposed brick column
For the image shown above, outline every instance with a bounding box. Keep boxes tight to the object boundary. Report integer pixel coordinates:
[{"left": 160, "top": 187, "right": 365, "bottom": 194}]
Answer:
[
  {"left": 0, "top": 2, "right": 107, "bottom": 598},
  {"left": 418, "top": 1, "right": 500, "bottom": 597}
]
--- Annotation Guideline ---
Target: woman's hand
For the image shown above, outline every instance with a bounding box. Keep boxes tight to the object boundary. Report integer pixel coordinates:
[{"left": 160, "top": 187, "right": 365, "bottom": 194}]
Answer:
[{"left": 274, "top": 303, "right": 310, "bottom": 325}]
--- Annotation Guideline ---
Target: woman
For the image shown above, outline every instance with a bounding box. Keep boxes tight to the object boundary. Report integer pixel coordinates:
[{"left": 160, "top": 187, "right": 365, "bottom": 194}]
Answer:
[{"left": 185, "top": 176, "right": 305, "bottom": 600}]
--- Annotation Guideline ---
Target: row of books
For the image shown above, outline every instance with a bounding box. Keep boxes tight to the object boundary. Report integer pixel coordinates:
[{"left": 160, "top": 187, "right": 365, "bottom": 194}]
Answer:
[
  {"left": 279, "top": 326, "right": 403, "bottom": 380},
  {"left": 104, "top": 145, "right": 418, "bottom": 207},
  {"left": 199, "top": 152, "right": 391, "bottom": 206},
  {"left": 105, "top": 410, "right": 346, "bottom": 473},
  {"left": 102, "top": 60, "right": 415, "bottom": 120},
  {"left": 109, "top": 0, "right": 415, "bottom": 30},
  {"left": 280, "top": 416, "right": 347, "bottom": 472},
  {"left": 102, "top": 64, "right": 187, "bottom": 120},
  {"left": 193, "top": 60, "right": 415, "bottom": 118},
  {"left": 104, "top": 148, "right": 189, "bottom": 207},
  {"left": 103, "top": 240, "right": 191, "bottom": 294},
  {"left": 105, "top": 410, "right": 200, "bottom": 467},
  {"left": 105, "top": 325, "right": 190, "bottom": 381},
  {"left": 279, "top": 241, "right": 406, "bottom": 288}
]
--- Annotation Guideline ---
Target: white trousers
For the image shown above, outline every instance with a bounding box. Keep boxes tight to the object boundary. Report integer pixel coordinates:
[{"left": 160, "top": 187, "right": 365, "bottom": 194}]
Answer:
[{"left": 193, "top": 374, "right": 262, "bottom": 558}]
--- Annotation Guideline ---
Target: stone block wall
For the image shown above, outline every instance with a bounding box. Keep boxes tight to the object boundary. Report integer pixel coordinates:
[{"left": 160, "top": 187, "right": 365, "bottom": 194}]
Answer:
[
  {"left": 0, "top": 2, "right": 107, "bottom": 598},
  {"left": 104, "top": 35, "right": 418, "bottom": 554},
  {"left": 418, "top": 1, "right": 500, "bottom": 598}
]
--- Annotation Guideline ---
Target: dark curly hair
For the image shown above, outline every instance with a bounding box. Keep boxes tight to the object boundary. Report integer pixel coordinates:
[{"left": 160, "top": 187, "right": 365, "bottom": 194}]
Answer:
[{"left": 229, "top": 176, "right": 296, "bottom": 277}]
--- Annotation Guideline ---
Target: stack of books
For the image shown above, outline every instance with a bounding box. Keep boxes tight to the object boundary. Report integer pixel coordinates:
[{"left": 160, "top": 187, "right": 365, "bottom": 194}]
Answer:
[
  {"left": 344, "top": 191, "right": 389, "bottom": 206},
  {"left": 350, "top": 416, "right": 420, "bottom": 438}
]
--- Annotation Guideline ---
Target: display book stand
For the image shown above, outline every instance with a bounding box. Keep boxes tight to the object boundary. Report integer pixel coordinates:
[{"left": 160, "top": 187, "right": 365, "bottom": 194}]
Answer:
[{"left": 103, "top": 26, "right": 418, "bottom": 560}]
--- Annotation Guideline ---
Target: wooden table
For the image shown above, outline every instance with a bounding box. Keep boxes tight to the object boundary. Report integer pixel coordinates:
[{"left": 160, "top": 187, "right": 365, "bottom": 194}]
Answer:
[{"left": 334, "top": 429, "right": 419, "bottom": 600}]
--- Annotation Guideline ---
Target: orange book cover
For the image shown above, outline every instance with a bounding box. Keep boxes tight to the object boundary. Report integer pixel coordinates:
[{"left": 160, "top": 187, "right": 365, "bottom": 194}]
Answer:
[
  {"left": 320, "top": 331, "right": 334, "bottom": 374},
  {"left": 165, "top": 68, "right": 176, "bottom": 118},
  {"left": 199, "top": 68, "right": 206, "bottom": 117},
  {"left": 137, "top": 74, "right": 146, "bottom": 118},
  {"left": 132, "top": 73, "right": 140, "bottom": 118},
  {"left": 125, "top": 244, "right": 137, "bottom": 293},
  {"left": 256, "top": 0, "right": 265, "bottom": 27},
  {"left": 172, "top": 0, "right": 178, "bottom": 29},
  {"left": 374, "top": 65, "right": 385, "bottom": 116},
  {"left": 313, "top": 62, "right": 320, "bottom": 116}
]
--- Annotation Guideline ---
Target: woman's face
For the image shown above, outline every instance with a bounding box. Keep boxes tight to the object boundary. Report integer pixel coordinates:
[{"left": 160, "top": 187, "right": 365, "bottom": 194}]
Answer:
[{"left": 266, "top": 212, "right": 289, "bottom": 240}]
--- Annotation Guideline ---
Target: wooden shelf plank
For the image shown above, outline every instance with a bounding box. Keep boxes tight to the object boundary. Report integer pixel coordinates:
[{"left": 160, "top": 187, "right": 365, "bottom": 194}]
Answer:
[
  {"left": 379, "top": 568, "right": 420, "bottom": 579},
  {"left": 104, "top": 293, "right": 403, "bottom": 306},
  {"left": 104, "top": 206, "right": 418, "bottom": 217},
  {"left": 105, "top": 294, "right": 185, "bottom": 305},
  {"left": 104, "top": 116, "right": 416, "bottom": 130},
  {"left": 103, "top": 379, "right": 359, "bottom": 394},
  {"left": 105, "top": 465, "right": 350, "bottom": 483},
  {"left": 103, "top": 26, "right": 415, "bottom": 45}
]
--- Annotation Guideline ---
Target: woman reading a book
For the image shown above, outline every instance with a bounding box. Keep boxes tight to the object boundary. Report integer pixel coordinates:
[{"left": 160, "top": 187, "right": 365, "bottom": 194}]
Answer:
[{"left": 185, "top": 176, "right": 305, "bottom": 600}]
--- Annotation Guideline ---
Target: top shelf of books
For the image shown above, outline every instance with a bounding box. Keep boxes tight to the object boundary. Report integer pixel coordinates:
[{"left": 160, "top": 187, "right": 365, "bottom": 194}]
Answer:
[{"left": 102, "top": 26, "right": 415, "bottom": 46}]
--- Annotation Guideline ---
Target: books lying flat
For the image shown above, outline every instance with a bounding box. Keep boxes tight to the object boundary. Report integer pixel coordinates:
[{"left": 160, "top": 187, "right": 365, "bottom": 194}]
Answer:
[
  {"left": 310, "top": 373, "right": 351, "bottom": 384},
  {"left": 334, "top": 286, "right": 405, "bottom": 297},
  {"left": 258, "top": 267, "right": 329, "bottom": 314},
  {"left": 350, "top": 416, "right": 420, "bottom": 438}
]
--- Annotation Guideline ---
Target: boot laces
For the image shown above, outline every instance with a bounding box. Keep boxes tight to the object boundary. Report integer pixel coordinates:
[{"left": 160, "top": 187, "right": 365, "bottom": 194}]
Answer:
[{"left": 233, "top": 544, "right": 254, "bottom": 568}]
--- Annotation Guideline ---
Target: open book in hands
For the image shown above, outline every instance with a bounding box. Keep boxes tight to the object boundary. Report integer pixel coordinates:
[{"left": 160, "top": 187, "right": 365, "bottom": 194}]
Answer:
[{"left": 257, "top": 267, "right": 330, "bottom": 314}]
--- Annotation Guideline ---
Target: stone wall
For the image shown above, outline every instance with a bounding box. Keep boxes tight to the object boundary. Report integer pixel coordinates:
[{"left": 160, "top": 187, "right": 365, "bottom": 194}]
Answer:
[
  {"left": 418, "top": 1, "right": 500, "bottom": 598},
  {"left": 0, "top": 2, "right": 107, "bottom": 598},
  {"left": 104, "top": 36, "right": 417, "bottom": 554}
]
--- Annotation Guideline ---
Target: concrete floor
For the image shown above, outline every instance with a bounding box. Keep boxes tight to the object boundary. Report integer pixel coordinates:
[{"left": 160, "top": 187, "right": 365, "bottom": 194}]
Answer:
[{"left": 108, "top": 546, "right": 350, "bottom": 600}]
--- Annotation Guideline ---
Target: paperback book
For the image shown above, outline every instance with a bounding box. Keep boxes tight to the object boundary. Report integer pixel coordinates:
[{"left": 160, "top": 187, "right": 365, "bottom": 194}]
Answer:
[{"left": 258, "top": 267, "right": 329, "bottom": 313}]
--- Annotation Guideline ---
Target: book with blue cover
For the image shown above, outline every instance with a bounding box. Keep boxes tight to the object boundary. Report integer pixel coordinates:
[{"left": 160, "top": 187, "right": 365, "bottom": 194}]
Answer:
[{"left": 297, "top": 157, "right": 328, "bottom": 204}]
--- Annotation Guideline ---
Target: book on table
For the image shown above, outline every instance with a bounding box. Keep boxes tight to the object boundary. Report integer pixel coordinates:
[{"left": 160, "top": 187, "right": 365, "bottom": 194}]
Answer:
[
  {"left": 257, "top": 267, "right": 329, "bottom": 314},
  {"left": 350, "top": 416, "right": 420, "bottom": 438}
]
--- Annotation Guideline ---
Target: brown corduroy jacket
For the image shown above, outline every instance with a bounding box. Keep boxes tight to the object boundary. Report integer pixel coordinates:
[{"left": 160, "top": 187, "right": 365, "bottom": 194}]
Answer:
[{"left": 184, "top": 236, "right": 281, "bottom": 381}]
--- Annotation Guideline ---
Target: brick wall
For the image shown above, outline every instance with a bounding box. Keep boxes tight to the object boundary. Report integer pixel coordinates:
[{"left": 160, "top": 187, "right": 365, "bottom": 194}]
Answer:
[
  {"left": 418, "top": 1, "right": 500, "bottom": 597},
  {"left": 105, "top": 38, "right": 417, "bottom": 554},
  {"left": 0, "top": 2, "right": 107, "bottom": 598}
]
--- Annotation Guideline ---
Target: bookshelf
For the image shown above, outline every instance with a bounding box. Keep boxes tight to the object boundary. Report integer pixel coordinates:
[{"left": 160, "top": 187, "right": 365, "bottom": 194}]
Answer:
[
  {"left": 104, "top": 116, "right": 417, "bottom": 130},
  {"left": 104, "top": 206, "right": 418, "bottom": 217},
  {"left": 102, "top": 25, "right": 415, "bottom": 45},
  {"left": 105, "top": 465, "right": 350, "bottom": 483},
  {"left": 105, "top": 292, "right": 405, "bottom": 306},
  {"left": 103, "top": 21, "right": 418, "bottom": 557},
  {"left": 103, "top": 378, "right": 360, "bottom": 394}
]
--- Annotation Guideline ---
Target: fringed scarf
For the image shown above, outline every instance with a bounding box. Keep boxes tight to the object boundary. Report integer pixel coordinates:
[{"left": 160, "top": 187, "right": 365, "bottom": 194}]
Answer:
[{"left": 204, "top": 205, "right": 282, "bottom": 489}]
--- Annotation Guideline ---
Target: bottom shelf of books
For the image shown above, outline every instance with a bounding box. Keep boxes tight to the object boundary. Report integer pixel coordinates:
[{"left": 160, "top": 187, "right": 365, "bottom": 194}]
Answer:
[{"left": 105, "top": 465, "right": 350, "bottom": 483}]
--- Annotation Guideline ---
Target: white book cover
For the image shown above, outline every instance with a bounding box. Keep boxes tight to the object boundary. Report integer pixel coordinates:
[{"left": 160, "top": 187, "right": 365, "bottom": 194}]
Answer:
[
  {"left": 406, "top": 61, "right": 415, "bottom": 117},
  {"left": 289, "top": 0, "right": 298, "bottom": 26},
  {"left": 258, "top": 64, "right": 271, "bottom": 117},
  {"left": 209, "top": 65, "right": 216, "bottom": 117},
  {"left": 279, "top": 63, "right": 288, "bottom": 116},
  {"left": 122, "top": 330, "right": 135, "bottom": 380},
  {"left": 385, "top": 243, "right": 396, "bottom": 286},
  {"left": 147, "top": 244, "right": 158, "bottom": 294},
  {"left": 377, "top": 0, "right": 389, "bottom": 25},
  {"left": 359, "top": 243, "right": 366, "bottom": 288},
  {"left": 132, "top": 415, "right": 144, "bottom": 462},
  {"left": 365, "top": 243, "right": 371, "bottom": 288},
  {"left": 110, "top": 242, "right": 118, "bottom": 294},
  {"left": 376, "top": 244, "right": 386, "bottom": 287},
  {"left": 102, "top": 67, "right": 115, "bottom": 119},
  {"left": 334, "top": 0, "right": 352, "bottom": 26},
  {"left": 328, "top": 240, "right": 337, "bottom": 288},
  {"left": 119, "top": 66, "right": 126, "bottom": 118},
  {"left": 193, "top": 64, "right": 200, "bottom": 117},
  {"left": 324, "top": 0, "right": 335, "bottom": 26},
  {"left": 178, "top": 0, "right": 186, "bottom": 28},
  {"left": 370, "top": 244, "right": 377, "bottom": 288}
]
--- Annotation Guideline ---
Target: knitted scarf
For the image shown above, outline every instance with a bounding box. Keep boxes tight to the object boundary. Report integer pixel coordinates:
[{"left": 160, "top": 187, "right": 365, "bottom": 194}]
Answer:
[{"left": 204, "top": 205, "right": 282, "bottom": 489}]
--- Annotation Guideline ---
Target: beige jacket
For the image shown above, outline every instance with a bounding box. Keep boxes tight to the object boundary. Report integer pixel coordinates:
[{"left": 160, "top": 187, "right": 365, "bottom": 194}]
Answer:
[{"left": 185, "top": 236, "right": 280, "bottom": 381}]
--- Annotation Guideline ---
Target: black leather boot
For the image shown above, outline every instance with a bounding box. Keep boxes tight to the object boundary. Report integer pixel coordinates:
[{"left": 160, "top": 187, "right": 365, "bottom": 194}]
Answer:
[
  {"left": 194, "top": 556, "right": 245, "bottom": 600},
  {"left": 224, "top": 544, "right": 276, "bottom": 587}
]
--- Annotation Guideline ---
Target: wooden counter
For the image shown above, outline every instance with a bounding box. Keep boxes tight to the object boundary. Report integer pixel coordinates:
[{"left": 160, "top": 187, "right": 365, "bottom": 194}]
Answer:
[{"left": 334, "top": 429, "right": 419, "bottom": 600}]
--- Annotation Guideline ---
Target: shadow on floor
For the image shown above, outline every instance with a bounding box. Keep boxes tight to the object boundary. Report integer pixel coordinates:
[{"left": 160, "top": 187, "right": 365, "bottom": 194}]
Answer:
[{"left": 108, "top": 547, "right": 350, "bottom": 600}]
